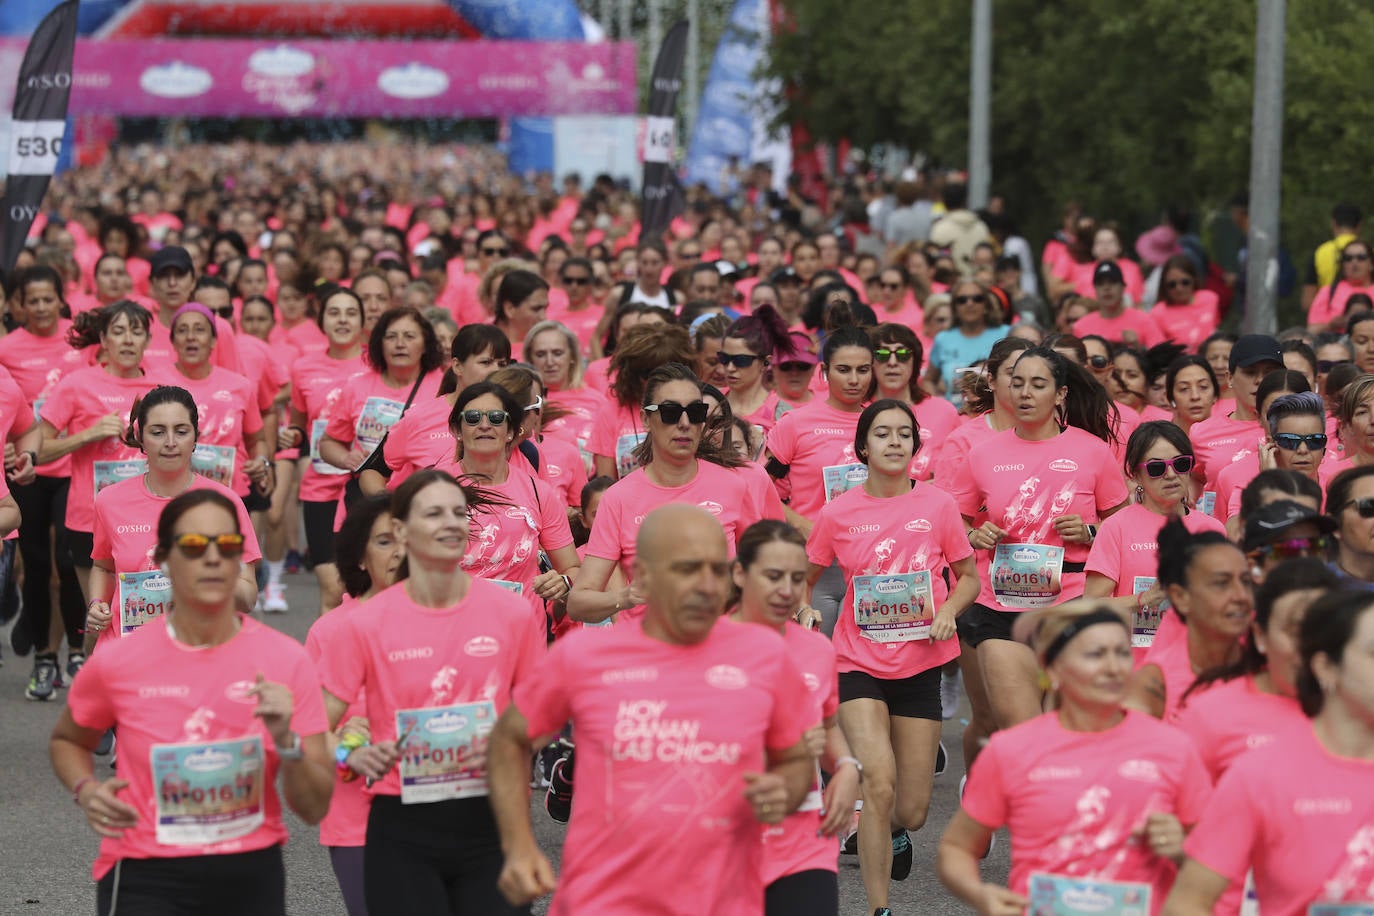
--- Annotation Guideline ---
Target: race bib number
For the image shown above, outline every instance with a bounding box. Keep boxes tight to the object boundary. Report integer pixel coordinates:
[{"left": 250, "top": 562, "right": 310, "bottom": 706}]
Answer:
[
  {"left": 310, "top": 419, "right": 348, "bottom": 476},
  {"left": 355, "top": 396, "right": 405, "bottom": 456},
  {"left": 94, "top": 458, "right": 147, "bottom": 495},
  {"left": 151, "top": 736, "right": 265, "bottom": 846},
  {"left": 1308, "top": 907, "right": 1374, "bottom": 916},
  {"left": 823, "top": 463, "right": 868, "bottom": 503},
  {"left": 852, "top": 571, "right": 934, "bottom": 643},
  {"left": 1130, "top": 576, "right": 1170, "bottom": 648},
  {"left": 491, "top": 579, "right": 524, "bottom": 595},
  {"left": 1027, "top": 873, "right": 1151, "bottom": 916},
  {"left": 615, "top": 432, "right": 646, "bottom": 479},
  {"left": 1198, "top": 491, "right": 1217, "bottom": 517},
  {"left": 191, "top": 444, "right": 236, "bottom": 487},
  {"left": 395, "top": 701, "right": 495, "bottom": 804},
  {"left": 117, "top": 570, "right": 173, "bottom": 636},
  {"left": 991, "top": 543, "right": 1064, "bottom": 609}
]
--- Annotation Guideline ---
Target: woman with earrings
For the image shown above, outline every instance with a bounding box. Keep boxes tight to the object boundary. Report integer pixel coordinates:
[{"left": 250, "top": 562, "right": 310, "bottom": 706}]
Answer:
[
  {"left": 1166, "top": 589, "right": 1374, "bottom": 916},
  {"left": 949, "top": 346, "right": 1128, "bottom": 730},
  {"left": 938, "top": 601, "right": 1212, "bottom": 916},
  {"left": 719, "top": 305, "right": 798, "bottom": 438},
  {"left": 51, "top": 489, "right": 334, "bottom": 916},
  {"left": 569, "top": 363, "right": 784, "bottom": 625},
  {"left": 869, "top": 322, "right": 960, "bottom": 481},
  {"left": 1124, "top": 517, "right": 1253, "bottom": 722},
  {"left": 1217, "top": 387, "right": 1328, "bottom": 531},
  {"left": 84, "top": 385, "right": 261, "bottom": 650},
  {"left": 805, "top": 399, "right": 980, "bottom": 916},
  {"left": 1084, "top": 422, "right": 1225, "bottom": 664},
  {"left": 587, "top": 323, "right": 696, "bottom": 480}
]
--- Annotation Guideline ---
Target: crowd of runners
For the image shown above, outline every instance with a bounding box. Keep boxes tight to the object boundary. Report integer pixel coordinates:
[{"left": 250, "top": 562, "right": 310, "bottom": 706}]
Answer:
[{"left": 1, "top": 140, "right": 1370, "bottom": 915}]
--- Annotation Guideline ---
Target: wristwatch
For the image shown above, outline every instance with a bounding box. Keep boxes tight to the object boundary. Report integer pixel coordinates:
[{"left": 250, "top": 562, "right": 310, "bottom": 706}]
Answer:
[{"left": 276, "top": 732, "right": 304, "bottom": 761}]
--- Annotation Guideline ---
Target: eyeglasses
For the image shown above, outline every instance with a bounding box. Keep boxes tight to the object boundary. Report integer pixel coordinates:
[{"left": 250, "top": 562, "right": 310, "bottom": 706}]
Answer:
[
  {"left": 562, "top": 275, "right": 591, "bottom": 286},
  {"left": 1088, "top": 355, "right": 1111, "bottom": 369},
  {"left": 954, "top": 295, "right": 987, "bottom": 305},
  {"left": 1274, "top": 432, "right": 1328, "bottom": 451},
  {"left": 173, "top": 532, "right": 246, "bottom": 558},
  {"left": 1166, "top": 278, "right": 1195, "bottom": 289},
  {"left": 1135, "top": 455, "right": 1195, "bottom": 478},
  {"left": 879, "top": 282, "right": 903, "bottom": 290},
  {"left": 481, "top": 246, "right": 511, "bottom": 257},
  {"left": 777, "top": 361, "right": 813, "bottom": 372},
  {"left": 715, "top": 352, "right": 763, "bottom": 369},
  {"left": 460, "top": 409, "right": 509, "bottom": 426},
  {"left": 875, "top": 347, "right": 914, "bottom": 363},
  {"left": 524, "top": 396, "right": 543, "bottom": 414},
  {"left": 1341, "top": 497, "right": 1374, "bottom": 518},
  {"left": 644, "top": 400, "right": 709, "bottom": 424},
  {"left": 1318, "top": 359, "right": 1353, "bottom": 374},
  {"left": 1343, "top": 252, "right": 1371, "bottom": 263},
  {"left": 1249, "top": 536, "right": 1331, "bottom": 561}
]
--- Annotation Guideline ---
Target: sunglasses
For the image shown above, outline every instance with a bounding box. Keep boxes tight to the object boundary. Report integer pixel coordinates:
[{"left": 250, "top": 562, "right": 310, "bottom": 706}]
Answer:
[
  {"left": 1166, "top": 278, "right": 1195, "bottom": 288},
  {"left": 562, "top": 276, "right": 591, "bottom": 286},
  {"left": 524, "top": 396, "right": 543, "bottom": 414},
  {"left": 1342, "top": 497, "right": 1374, "bottom": 518},
  {"left": 777, "top": 361, "right": 814, "bottom": 372},
  {"left": 1318, "top": 359, "right": 1353, "bottom": 374},
  {"left": 879, "top": 282, "right": 903, "bottom": 290},
  {"left": 680, "top": 251, "right": 702, "bottom": 260},
  {"left": 1249, "top": 536, "right": 1331, "bottom": 561},
  {"left": 644, "top": 400, "right": 709, "bottom": 424},
  {"left": 481, "top": 246, "right": 511, "bottom": 257},
  {"left": 1343, "top": 252, "right": 1371, "bottom": 262},
  {"left": 461, "top": 409, "right": 509, "bottom": 426},
  {"left": 1274, "top": 432, "right": 1328, "bottom": 450},
  {"left": 173, "top": 532, "right": 246, "bottom": 558},
  {"left": 954, "top": 295, "right": 987, "bottom": 305},
  {"left": 716, "top": 352, "right": 764, "bottom": 369},
  {"left": 1135, "top": 455, "right": 1195, "bottom": 478},
  {"left": 875, "top": 347, "right": 914, "bottom": 363},
  {"left": 1088, "top": 355, "right": 1111, "bottom": 369}
]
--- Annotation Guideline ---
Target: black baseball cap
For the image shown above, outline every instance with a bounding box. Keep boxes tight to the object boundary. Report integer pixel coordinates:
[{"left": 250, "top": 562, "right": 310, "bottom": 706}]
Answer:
[
  {"left": 1093, "top": 261, "right": 1125, "bottom": 286},
  {"left": 1229, "top": 334, "right": 1283, "bottom": 373},
  {"left": 149, "top": 246, "right": 193, "bottom": 276},
  {"left": 769, "top": 266, "right": 801, "bottom": 285},
  {"left": 1242, "top": 499, "right": 1337, "bottom": 552}
]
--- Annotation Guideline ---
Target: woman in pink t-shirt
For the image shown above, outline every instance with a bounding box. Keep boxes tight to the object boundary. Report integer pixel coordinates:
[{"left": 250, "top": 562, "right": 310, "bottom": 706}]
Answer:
[
  {"left": 318, "top": 470, "right": 543, "bottom": 916},
  {"left": 570, "top": 362, "right": 786, "bottom": 625},
  {"left": 770, "top": 329, "right": 821, "bottom": 419},
  {"left": 869, "top": 322, "right": 961, "bottom": 481},
  {"left": 492, "top": 269, "right": 549, "bottom": 362},
  {"left": 51, "top": 489, "right": 333, "bottom": 915},
  {"left": 938, "top": 602, "right": 1212, "bottom": 916},
  {"left": 951, "top": 346, "right": 1129, "bottom": 730},
  {"left": 806, "top": 400, "right": 980, "bottom": 915},
  {"left": 732, "top": 520, "right": 861, "bottom": 916},
  {"left": 85, "top": 385, "right": 263, "bottom": 651},
  {"left": 1168, "top": 589, "right": 1374, "bottom": 916},
  {"left": 1147, "top": 256, "right": 1220, "bottom": 351},
  {"left": 305, "top": 493, "right": 404, "bottom": 916},
  {"left": 1124, "top": 518, "right": 1251, "bottom": 722},
  {"left": 1085, "top": 422, "right": 1226, "bottom": 664},
  {"left": 526, "top": 320, "right": 599, "bottom": 474},
  {"left": 587, "top": 322, "right": 695, "bottom": 480},
  {"left": 283, "top": 288, "right": 368, "bottom": 612},
  {"left": 1165, "top": 355, "right": 1219, "bottom": 439},
  {"left": 1307, "top": 238, "right": 1374, "bottom": 333},
  {"left": 720, "top": 305, "right": 799, "bottom": 440}
]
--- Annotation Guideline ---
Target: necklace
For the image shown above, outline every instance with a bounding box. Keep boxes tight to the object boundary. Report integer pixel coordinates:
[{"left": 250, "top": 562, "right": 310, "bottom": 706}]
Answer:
[{"left": 165, "top": 613, "right": 238, "bottom": 650}]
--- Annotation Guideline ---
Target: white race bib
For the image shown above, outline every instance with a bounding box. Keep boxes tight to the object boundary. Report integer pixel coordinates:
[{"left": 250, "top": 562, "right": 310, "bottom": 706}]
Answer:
[{"left": 151, "top": 736, "right": 265, "bottom": 846}]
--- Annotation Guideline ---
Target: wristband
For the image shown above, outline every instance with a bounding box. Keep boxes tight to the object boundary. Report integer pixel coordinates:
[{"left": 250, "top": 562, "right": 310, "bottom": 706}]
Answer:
[
  {"left": 834, "top": 756, "right": 864, "bottom": 782},
  {"left": 72, "top": 775, "right": 96, "bottom": 805},
  {"left": 336, "top": 732, "right": 369, "bottom": 775},
  {"left": 1086, "top": 524, "right": 1098, "bottom": 542},
  {"left": 24, "top": 449, "right": 36, "bottom": 466}
]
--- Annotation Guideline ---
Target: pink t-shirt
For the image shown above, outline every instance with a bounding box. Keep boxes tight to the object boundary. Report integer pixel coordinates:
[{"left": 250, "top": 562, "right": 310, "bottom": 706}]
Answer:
[
  {"left": 290, "top": 351, "right": 368, "bottom": 502},
  {"left": 1073, "top": 308, "right": 1163, "bottom": 348},
  {"left": 1147, "top": 294, "right": 1221, "bottom": 351},
  {"left": 304, "top": 595, "right": 370, "bottom": 848},
  {"left": 538, "top": 433, "right": 589, "bottom": 508},
  {"left": 142, "top": 312, "right": 242, "bottom": 376},
  {"left": 1190, "top": 412, "right": 1262, "bottom": 492},
  {"left": 234, "top": 333, "right": 292, "bottom": 414},
  {"left": 949, "top": 427, "right": 1129, "bottom": 612},
  {"left": 760, "top": 620, "right": 840, "bottom": 884},
  {"left": 323, "top": 369, "right": 445, "bottom": 457},
  {"left": 1142, "top": 634, "right": 1214, "bottom": 723},
  {"left": 585, "top": 460, "right": 785, "bottom": 581},
  {"left": 461, "top": 471, "right": 573, "bottom": 613},
  {"left": 585, "top": 398, "right": 644, "bottom": 479},
  {"left": 1070, "top": 258, "right": 1146, "bottom": 302},
  {"left": 1184, "top": 724, "right": 1374, "bottom": 916},
  {"left": 66, "top": 616, "right": 328, "bottom": 880},
  {"left": 382, "top": 395, "right": 456, "bottom": 483},
  {"left": 282, "top": 320, "right": 329, "bottom": 357},
  {"left": 930, "top": 413, "right": 1002, "bottom": 489},
  {"left": 316, "top": 578, "right": 545, "bottom": 798},
  {"left": 765, "top": 399, "right": 866, "bottom": 520},
  {"left": 41, "top": 366, "right": 158, "bottom": 532},
  {"left": 546, "top": 301, "right": 602, "bottom": 352},
  {"left": 583, "top": 357, "right": 612, "bottom": 394},
  {"left": 514, "top": 618, "right": 814, "bottom": 916},
  {"left": 1308, "top": 280, "right": 1374, "bottom": 330},
  {"left": 1174, "top": 675, "right": 1308, "bottom": 783},
  {"left": 165, "top": 366, "right": 263, "bottom": 497},
  {"left": 543, "top": 385, "right": 603, "bottom": 473},
  {"left": 807, "top": 484, "right": 970, "bottom": 678},
  {"left": 0, "top": 322, "right": 88, "bottom": 479},
  {"left": 962, "top": 709, "right": 1212, "bottom": 914},
  {"left": 909, "top": 395, "right": 961, "bottom": 481},
  {"left": 1219, "top": 457, "right": 1335, "bottom": 520}
]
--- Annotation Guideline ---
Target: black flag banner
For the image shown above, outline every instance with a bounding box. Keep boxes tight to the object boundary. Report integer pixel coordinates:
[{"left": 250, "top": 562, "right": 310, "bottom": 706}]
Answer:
[
  {"left": 1, "top": 0, "right": 79, "bottom": 274},
  {"left": 640, "top": 19, "right": 688, "bottom": 244}
]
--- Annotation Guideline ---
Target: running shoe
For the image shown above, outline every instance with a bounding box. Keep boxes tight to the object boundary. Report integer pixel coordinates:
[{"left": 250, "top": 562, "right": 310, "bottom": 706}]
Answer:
[
  {"left": 840, "top": 806, "right": 861, "bottom": 854},
  {"left": 96, "top": 728, "right": 115, "bottom": 756},
  {"left": 26, "top": 655, "right": 57, "bottom": 701},
  {"left": 891, "top": 829, "right": 913, "bottom": 880},
  {"left": 545, "top": 752, "right": 575, "bottom": 823},
  {"left": 66, "top": 652, "right": 85, "bottom": 682},
  {"left": 940, "top": 667, "right": 962, "bottom": 719},
  {"left": 263, "top": 584, "right": 289, "bottom": 614},
  {"left": 284, "top": 549, "right": 303, "bottom": 575},
  {"left": 935, "top": 740, "right": 948, "bottom": 776},
  {"left": 874, "top": 910, "right": 894, "bottom": 916}
]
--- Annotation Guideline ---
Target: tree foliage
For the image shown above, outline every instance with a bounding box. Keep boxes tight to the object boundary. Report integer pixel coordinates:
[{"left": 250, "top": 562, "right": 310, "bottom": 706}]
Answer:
[{"left": 765, "top": 0, "right": 1374, "bottom": 259}]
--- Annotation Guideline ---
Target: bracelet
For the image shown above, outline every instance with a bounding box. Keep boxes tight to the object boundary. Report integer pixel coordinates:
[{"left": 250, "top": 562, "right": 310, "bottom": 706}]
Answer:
[
  {"left": 834, "top": 756, "right": 864, "bottom": 782},
  {"left": 71, "top": 775, "right": 96, "bottom": 805},
  {"left": 24, "top": 449, "right": 36, "bottom": 466},
  {"left": 559, "top": 574, "right": 572, "bottom": 593},
  {"left": 336, "top": 732, "right": 369, "bottom": 775}
]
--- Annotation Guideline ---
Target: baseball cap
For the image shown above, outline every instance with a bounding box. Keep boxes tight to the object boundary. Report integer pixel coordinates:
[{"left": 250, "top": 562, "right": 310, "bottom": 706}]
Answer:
[
  {"left": 149, "top": 246, "right": 193, "bottom": 276},
  {"left": 1229, "top": 334, "right": 1283, "bottom": 373},
  {"left": 1242, "top": 499, "right": 1337, "bottom": 552},
  {"left": 769, "top": 266, "right": 801, "bottom": 285},
  {"left": 1093, "top": 261, "right": 1125, "bottom": 286},
  {"left": 775, "top": 331, "right": 819, "bottom": 366},
  {"left": 714, "top": 259, "right": 742, "bottom": 280}
]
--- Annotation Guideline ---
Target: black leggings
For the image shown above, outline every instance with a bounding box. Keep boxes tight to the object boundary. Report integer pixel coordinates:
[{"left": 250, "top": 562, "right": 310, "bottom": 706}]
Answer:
[
  {"left": 96, "top": 846, "right": 285, "bottom": 916},
  {"left": 329, "top": 845, "right": 368, "bottom": 916},
  {"left": 766, "top": 869, "right": 839, "bottom": 916},
  {"left": 365, "top": 795, "right": 529, "bottom": 916},
  {"left": 12, "top": 475, "right": 84, "bottom": 650}
]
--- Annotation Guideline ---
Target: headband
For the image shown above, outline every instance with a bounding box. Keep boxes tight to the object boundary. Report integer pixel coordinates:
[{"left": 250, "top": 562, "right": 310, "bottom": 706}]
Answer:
[
  {"left": 171, "top": 302, "right": 218, "bottom": 336},
  {"left": 1042, "top": 608, "right": 1128, "bottom": 667}
]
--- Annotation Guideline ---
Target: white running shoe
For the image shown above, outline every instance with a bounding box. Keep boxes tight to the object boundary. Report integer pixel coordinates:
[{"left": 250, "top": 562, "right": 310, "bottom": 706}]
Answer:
[
  {"left": 941, "top": 668, "right": 962, "bottom": 720},
  {"left": 263, "top": 584, "right": 289, "bottom": 614}
]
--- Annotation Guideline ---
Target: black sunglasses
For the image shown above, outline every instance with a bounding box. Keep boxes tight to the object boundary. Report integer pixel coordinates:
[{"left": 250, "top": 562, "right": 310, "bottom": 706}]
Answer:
[
  {"left": 173, "top": 532, "right": 246, "bottom": 558},
  {"left": 562, "top": 275, "right": 591, "bottom": 286},
  {"left": 879, "top": 282, "right": 903, "bottom": 290},
  {"left": 1166, "top": 278, "right": 1195, "bottom": 288},
  {"left": 875, "top": 347, "right": 913, "bottom": 363},
  {"left": 461, "top": 409, "right": 509, "bottom": 426},
  {"left": 1342, "top": 497, "right": 1374, "bottom": 518},
  {"left": 1343, "top": 252, "right": 1371, "bottom": 263},
  {"left": 954, "top": 295, "right": 986, "bottom": 305},
  {"left": 777, "top": 361, "right": 813, "bottom": 372},
  {"left": 481, "top": 246, "right": 511, "bottom": 257},
  {"left": 1088, "top": 355, "right": 1111, "bottom": 369},
  {"left": 1135, "top": 455, "right": 1194, "bottom": 478},
  {"left": 716, "top": 352, "right": 763, "bottom": 369},
  {"left": 644, "top": 400, "right": 709, "bottom": 424},
  {"left": 1274, "top": 432, "right": 1328, "bottom": 451},
  {"left": 1318, "top": 359, "right": 1353, "bottom": 374}
]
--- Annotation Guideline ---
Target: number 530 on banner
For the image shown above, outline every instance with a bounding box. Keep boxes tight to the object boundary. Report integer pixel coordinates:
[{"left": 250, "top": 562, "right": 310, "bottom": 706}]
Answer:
[{"left": 7, "top": 120, "right": 65, "bottom": 176}]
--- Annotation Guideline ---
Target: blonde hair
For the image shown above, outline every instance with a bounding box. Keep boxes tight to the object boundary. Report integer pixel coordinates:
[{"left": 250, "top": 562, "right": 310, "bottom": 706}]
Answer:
[
  {"left": 524, "top": 319, "right": 586, "bottom": 389},
  {"left": 478, "top": 257, "right": 539, "bottom": 312}
]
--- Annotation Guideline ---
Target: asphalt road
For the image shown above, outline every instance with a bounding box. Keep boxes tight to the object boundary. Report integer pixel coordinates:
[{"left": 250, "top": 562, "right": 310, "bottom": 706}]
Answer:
[{"left": 0, "top": 572, "right": 1007, "bottom": 916}]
